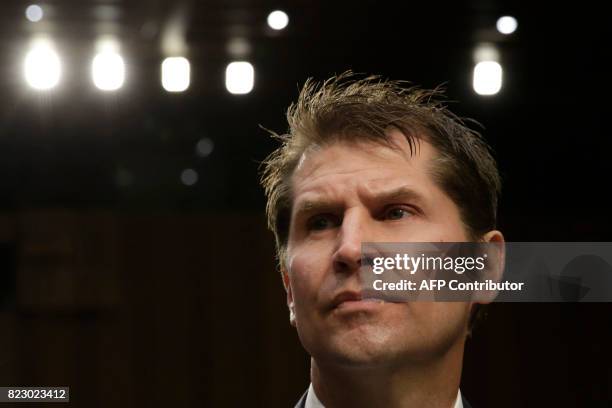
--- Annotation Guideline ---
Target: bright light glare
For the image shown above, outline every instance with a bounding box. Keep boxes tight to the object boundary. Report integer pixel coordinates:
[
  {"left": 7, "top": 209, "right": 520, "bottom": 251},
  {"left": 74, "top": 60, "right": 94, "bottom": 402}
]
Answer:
[
  {"left": 267, "top": 10, "right": 289, "bottom": 30},
  {"left": 162, "top": 57, "right": 190, "bottom": 92},
  {"left": 473, "top": 61, "right": 503, "bottom": 96},
  {"left": 473, "top": 44, "right": 499, "bottom": 63},
  {"left": 496, "top": 16, "right": 518, "bottom": 35},
  {"left": 24, "top": 42, "right": 61, "bottom": 90},
  {"left": 25, "top": 5, "right": 43, "bottom": 22},
  {"left": 225, "top": 62, "right": 254, "bottom": 95},
  {"left": 227, "top": 38, "right": 251, "bottom": 57},
  {"left": 92, "top": 52, "right": 125, "bottom": 91}
]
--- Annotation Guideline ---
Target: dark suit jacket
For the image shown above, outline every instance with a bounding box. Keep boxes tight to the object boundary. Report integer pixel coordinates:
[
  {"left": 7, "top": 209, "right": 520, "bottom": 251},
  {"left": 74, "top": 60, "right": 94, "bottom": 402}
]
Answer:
[{"left": 294, "top": 389, "right": 473, "bottom": 408}]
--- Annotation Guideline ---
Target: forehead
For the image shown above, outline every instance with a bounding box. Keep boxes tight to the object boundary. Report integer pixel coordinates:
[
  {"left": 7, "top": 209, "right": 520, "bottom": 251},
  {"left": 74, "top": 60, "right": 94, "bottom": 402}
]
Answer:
[{"left": 291, "top": 130, "right": 437, "bottom": 197}]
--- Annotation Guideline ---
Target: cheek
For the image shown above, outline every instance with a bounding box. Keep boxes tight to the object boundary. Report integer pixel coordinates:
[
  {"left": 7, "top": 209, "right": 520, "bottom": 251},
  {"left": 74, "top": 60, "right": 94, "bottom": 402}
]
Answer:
[
  {"left": 420, "top": 208, "right": 469, "bottom": 241},
  {"left": 287, "top": 246, "right": 328, "bottom": 309},
  {"left": 435, "top": 201, "right": 470, "bottom": 239},
  {"left": 409, "top": 302, "right": 470, "bottom": 338}
]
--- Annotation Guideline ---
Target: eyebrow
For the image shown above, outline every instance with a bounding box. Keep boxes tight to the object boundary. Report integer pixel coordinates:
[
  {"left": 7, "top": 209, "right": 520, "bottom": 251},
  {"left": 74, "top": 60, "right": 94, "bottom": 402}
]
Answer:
[
  {"left": 293, "top": 200, "right": 338, "bottom": 219},
  {"left": 293, "top": 185, "right": 427, "bottom": 218},
  {"left": 372, "top": 185, "right": 427, "bottom": 205}
]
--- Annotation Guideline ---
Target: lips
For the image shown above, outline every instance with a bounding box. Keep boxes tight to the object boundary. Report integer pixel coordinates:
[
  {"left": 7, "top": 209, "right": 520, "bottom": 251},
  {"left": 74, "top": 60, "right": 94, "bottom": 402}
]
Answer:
[
  {"left": 329, "top": 291, "right": 387, "bottom": 312},
  {"left": 332, "top": 291, "right": 362, "bottom": 306}
]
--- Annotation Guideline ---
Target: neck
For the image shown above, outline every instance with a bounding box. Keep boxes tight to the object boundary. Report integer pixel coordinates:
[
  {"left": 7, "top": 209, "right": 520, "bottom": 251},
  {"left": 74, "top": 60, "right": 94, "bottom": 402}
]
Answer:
[{"left": 311, "top": 339, "right": 464, "bottom": 408}]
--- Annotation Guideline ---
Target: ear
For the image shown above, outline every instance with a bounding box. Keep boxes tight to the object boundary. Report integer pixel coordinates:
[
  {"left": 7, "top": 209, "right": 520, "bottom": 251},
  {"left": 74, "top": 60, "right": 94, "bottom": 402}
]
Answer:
[
  {"left": 483, "top": 229, "right": 505, "bottom": 275},
  {"left": 476, "top": 229, "right": 506, "bottom": 305},
  {"left": 282, "top": 266, "right": 297, "bottom": 327},
  {"left": 483, "top": 229, "right": 504, "bottom": 244}
]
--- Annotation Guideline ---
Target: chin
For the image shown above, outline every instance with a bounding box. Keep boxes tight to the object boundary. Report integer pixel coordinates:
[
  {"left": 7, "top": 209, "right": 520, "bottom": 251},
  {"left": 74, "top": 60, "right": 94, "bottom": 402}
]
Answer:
[
  {"left": 311, "top": 325, "right": 462, "bottom": 369},
  {"left": 313, "top": 327, "right": 405, "bottom": 367}
]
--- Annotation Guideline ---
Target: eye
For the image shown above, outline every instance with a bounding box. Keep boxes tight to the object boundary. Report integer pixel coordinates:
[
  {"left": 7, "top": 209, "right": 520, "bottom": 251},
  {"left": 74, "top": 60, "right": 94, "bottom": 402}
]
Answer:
[
  {"left": 307, "top": 214, "right": 339, "bottom": 231},
  {"left": 384, "top": 206, "right": 414, "bottom": 220}
]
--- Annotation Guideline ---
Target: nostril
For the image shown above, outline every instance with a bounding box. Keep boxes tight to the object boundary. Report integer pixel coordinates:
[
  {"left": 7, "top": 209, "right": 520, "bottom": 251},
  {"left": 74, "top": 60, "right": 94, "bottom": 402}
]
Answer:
[
  {"left": 332, "top": 247, "right": 362, "bottom": 274},
  {"left": 333, "top": 259, "right": 354, "bottom": 274}
]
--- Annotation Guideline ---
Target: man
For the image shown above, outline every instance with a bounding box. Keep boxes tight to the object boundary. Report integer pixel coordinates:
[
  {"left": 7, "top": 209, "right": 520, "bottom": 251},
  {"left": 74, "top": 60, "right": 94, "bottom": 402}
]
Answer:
[{"left": 260, "top": 73, "right": 504, "bottom": 408}]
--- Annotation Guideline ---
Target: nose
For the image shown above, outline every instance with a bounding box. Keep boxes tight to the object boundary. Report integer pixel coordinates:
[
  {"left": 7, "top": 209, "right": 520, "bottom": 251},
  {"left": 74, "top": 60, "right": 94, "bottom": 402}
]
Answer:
[{"left": 332, "top": 208, "right": 369, "bottom": 274}]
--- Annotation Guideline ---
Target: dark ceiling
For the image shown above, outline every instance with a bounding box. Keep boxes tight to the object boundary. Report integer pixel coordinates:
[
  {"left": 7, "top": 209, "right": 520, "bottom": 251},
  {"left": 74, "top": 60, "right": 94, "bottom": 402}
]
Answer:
[{"left": 0, "top": 1, "right": 609, "bottom": 238}]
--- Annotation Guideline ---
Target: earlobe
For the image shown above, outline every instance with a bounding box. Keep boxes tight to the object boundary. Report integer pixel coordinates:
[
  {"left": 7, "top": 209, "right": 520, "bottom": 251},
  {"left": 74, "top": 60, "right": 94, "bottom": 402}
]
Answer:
[
  {"left": 289, "top": 302, "right": 296, "bottom": 326},
  {"left": 282, "top": 267, "right": 297, "bottom": 327}
]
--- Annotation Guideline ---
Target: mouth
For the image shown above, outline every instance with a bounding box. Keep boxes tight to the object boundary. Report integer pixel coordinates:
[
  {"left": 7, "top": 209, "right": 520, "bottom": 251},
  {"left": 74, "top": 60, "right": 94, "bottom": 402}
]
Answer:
[{"left": 330, "top": 291, "right": 390, "bottom": 312}]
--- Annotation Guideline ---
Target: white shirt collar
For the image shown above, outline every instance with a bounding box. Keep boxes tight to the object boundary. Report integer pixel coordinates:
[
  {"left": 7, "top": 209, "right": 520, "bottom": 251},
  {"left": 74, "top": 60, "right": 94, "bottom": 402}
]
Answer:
[
  {"left": 304, "top": 384, "right": 324, "bottom": 408},
  {"left": 305, "top": 383, "right": 463, "bottom": 408}
]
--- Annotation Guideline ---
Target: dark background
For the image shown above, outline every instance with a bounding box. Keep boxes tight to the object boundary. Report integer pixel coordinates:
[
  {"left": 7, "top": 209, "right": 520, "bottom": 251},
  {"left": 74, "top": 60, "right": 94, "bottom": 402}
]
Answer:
[{"left": 0, "top": 0, "right": 610, "bottom": 407}]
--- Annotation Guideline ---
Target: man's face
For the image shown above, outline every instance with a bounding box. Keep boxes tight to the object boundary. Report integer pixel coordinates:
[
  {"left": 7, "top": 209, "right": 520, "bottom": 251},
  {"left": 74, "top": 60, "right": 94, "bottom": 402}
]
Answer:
[{"left": 283, "top": 130, "right": 474, "bottom": 368}]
